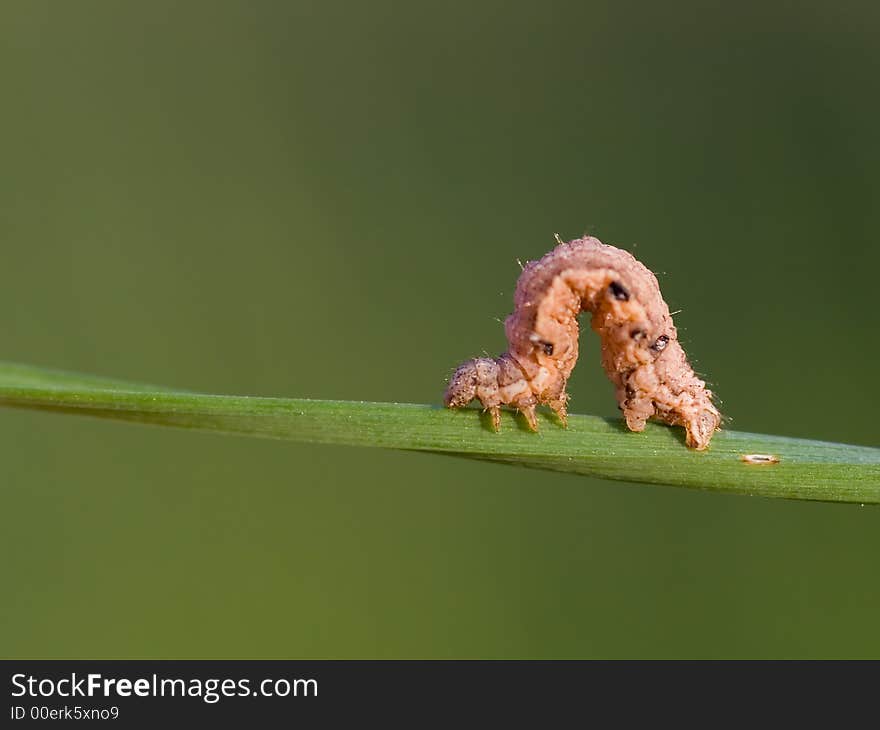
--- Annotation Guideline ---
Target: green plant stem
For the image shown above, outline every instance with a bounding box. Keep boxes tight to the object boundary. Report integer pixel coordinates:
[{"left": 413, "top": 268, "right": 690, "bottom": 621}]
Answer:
[{"left": 0, "top": 362, "right": 877, "bottom": 503}]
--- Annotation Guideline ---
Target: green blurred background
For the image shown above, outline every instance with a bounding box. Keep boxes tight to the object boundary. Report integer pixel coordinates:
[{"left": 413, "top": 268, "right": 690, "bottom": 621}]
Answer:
[{"left": 1, "top": 1, "right": 878, "bottom": 659}]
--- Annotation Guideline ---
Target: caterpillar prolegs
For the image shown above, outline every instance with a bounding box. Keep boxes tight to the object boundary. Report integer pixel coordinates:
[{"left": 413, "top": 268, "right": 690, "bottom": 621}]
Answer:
[{"left": 443, "top": 236, "right": 721, "bottom": 450}]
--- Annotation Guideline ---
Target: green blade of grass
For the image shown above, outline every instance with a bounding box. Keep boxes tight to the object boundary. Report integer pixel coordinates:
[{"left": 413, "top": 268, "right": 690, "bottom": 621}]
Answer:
[{"left": 0, "top": 361, "right": 877, "bottom": 503}]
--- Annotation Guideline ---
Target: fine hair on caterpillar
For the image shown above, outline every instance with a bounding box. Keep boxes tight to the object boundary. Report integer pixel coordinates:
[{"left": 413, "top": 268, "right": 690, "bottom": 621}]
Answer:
[{"left": 444, "top": 235, "right": 721, "bottom": 450}]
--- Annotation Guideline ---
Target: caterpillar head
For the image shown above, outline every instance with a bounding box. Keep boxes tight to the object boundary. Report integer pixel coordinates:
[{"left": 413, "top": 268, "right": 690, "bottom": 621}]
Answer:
[{"left": 444, "top": 357, "right": 499, "bottom": 408}]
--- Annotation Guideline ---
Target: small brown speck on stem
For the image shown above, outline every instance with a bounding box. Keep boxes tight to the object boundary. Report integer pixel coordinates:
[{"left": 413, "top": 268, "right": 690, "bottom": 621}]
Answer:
[{"left": 740, "top": 453, "right": 780, "bottom": 465}]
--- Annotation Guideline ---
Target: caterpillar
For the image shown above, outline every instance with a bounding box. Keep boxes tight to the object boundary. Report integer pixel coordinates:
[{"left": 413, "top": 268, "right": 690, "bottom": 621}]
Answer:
[{"left": 443, "top": 236, "right": 721, "bottom": 450}]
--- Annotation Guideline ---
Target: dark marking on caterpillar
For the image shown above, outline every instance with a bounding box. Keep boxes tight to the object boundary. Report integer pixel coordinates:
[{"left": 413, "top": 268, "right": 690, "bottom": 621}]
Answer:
[
  {"left": 443, "top": 236, "right": 721, "bottom": 449},
  {"left": 651, "top": 334, "right": 670, "bottom": 353},
  {"left": 609, "top": 281, "right": 629, "bottom": 301},
  {"left": 740, "top": 453, "right": 780, "bottom": 465}
]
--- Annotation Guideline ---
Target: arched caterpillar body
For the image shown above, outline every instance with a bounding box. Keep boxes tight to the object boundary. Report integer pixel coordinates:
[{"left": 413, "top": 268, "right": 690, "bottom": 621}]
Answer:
[{"left": 444, "top": 236, "right": 721, "bottom": 450}]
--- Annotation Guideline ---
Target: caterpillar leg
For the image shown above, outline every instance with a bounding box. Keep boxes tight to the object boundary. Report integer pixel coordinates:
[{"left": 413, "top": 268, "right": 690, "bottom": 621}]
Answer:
[
  {"left": 683, "top": 408, "right": 720, "bottom": 451},
  {"left": 621, "top": 390, "right": 653, "bottom": 433},
  {"left": 486, "top": 405, "right": 502, "bottom": 432},
  {"left": 519, "top": 404, "right": 538, "bottom": 431},
  {"left": 548, "top": 396, "right": 568, "bottom": 427}
]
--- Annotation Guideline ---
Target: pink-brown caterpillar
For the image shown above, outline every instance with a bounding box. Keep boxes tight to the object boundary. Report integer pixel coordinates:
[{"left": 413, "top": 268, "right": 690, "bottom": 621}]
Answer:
[{"left": 444, "top": 236, "right": 721, "bottom": 450}]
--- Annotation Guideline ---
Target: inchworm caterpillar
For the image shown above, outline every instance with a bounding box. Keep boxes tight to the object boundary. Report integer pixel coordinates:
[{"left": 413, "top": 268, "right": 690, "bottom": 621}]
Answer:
[{"left": 444, "top": 236, "right": 721, "bottom": 450}]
